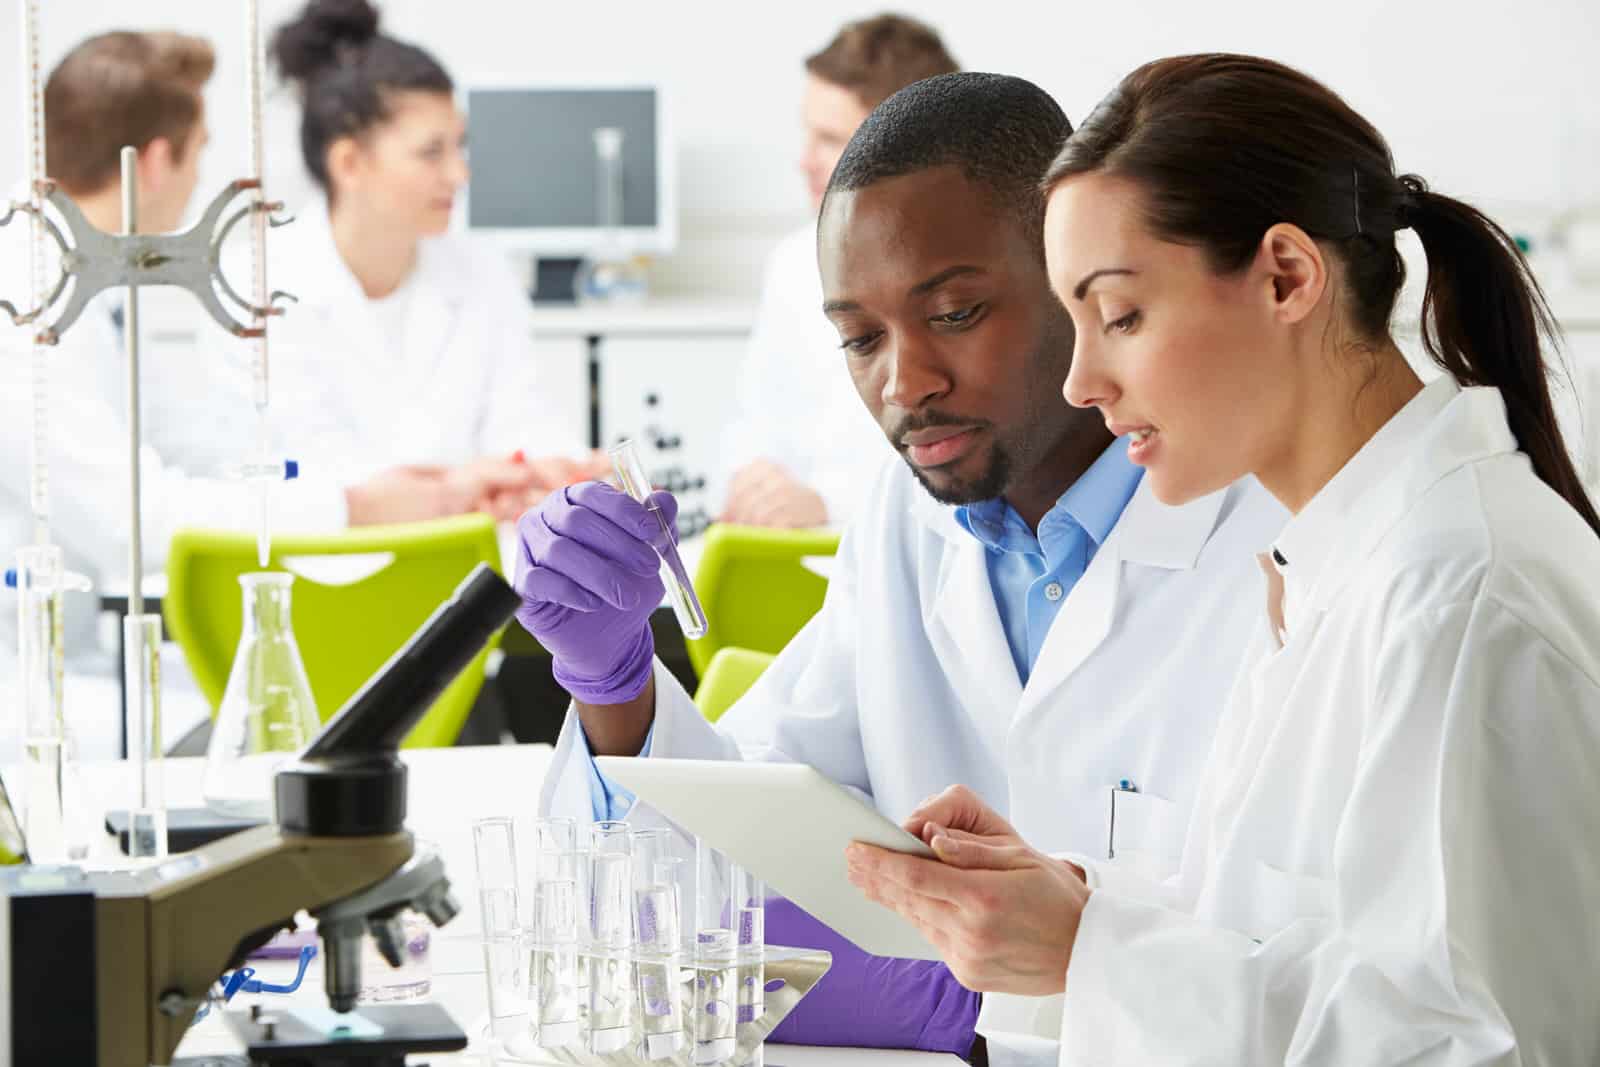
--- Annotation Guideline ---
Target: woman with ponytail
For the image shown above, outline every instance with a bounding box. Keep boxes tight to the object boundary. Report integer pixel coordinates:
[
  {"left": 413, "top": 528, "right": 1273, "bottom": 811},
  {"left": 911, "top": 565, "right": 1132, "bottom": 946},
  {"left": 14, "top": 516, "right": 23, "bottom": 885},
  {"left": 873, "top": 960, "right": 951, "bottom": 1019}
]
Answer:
[
  {"left": 264, "top": 0, "right": 598, "bottom": 523},
  {"left": 846, "top": 54, "right": 1600, "bottom": 1064}
]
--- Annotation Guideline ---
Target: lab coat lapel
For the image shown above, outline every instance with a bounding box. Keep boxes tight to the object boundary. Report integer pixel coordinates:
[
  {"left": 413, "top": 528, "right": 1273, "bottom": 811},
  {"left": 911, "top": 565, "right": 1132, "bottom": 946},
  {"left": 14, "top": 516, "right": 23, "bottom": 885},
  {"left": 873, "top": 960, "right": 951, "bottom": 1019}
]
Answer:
[
  {"left": 400, "top": 248, "right": 465, "bottom": 391},
  {"left": 1019, "top": 481, "right": 1227, "bottom": 708},
  {"left": 922, "top": 503, "right": 1023, "bottom": 759}
]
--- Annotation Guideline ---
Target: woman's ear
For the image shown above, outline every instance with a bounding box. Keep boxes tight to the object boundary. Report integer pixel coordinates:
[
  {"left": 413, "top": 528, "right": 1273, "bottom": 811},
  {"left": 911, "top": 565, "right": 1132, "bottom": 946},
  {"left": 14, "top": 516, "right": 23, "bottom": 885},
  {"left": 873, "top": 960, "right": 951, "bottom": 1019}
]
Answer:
[
  {"left": 324, "top": 135, "right": 364, "bottom": 194},
  {"left": 1256, "top": 222, "right": 1328, "bottom": 326}
]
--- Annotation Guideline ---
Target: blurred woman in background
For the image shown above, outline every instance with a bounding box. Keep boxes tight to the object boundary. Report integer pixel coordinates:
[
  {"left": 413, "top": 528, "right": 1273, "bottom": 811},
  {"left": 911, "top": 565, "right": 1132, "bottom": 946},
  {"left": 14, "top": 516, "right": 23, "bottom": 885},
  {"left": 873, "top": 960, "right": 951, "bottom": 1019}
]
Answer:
[{"left": 266, "top": 0, "right": 601, "bottom": 523}]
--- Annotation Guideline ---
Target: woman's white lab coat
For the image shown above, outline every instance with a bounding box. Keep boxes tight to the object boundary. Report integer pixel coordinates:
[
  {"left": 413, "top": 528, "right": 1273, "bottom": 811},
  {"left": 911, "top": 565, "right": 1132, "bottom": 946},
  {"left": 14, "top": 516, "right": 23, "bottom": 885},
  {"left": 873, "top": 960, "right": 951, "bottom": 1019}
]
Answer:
[
  {"left": 1061, "top": 377, "right": 1600, "bottom": 1065},
  {"left": 542, "top": 451, "right": 1288, "bottom": 1062},
  {"left": 262, "top": 200, "right": 581, "bottom": 507},
  {"left": 714, "top": 224, "right": 894, "bottom": 523}
]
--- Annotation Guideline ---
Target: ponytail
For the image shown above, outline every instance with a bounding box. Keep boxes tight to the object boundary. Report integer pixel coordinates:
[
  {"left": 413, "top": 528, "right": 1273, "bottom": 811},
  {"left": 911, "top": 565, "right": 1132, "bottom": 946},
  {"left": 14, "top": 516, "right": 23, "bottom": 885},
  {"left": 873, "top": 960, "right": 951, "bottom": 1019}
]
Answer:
[
  {"left": 1044, "top": 54, "right": 1600, "bottom": 537},
  {"left": 1403, "top": 176, "right": 1600, "bottom": 536}
]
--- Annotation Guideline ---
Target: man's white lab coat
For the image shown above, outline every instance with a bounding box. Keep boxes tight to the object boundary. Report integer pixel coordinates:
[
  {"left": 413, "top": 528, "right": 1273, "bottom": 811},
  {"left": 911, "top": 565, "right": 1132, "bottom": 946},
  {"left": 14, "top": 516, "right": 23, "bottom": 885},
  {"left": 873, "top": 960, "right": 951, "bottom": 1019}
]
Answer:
[
  {"left": 1060, "top": 378, "right": 1600, "bottom": 1065},
  {"left": 0, "top": 256, "right": 346, "bottom": 759},
  {"left": 0, "top": 269, "right": 346, "bottom": 665},
  {"left": 541, "top": 451, "right": 1288, "bottom": 1060}
]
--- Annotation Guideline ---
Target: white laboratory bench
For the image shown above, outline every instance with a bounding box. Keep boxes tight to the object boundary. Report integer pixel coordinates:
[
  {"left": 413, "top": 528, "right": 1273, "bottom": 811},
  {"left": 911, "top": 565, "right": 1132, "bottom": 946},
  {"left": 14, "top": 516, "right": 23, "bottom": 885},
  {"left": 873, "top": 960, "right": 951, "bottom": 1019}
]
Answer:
[{"left": 52, "top": 745, "right": 962, "bottom": 1066}]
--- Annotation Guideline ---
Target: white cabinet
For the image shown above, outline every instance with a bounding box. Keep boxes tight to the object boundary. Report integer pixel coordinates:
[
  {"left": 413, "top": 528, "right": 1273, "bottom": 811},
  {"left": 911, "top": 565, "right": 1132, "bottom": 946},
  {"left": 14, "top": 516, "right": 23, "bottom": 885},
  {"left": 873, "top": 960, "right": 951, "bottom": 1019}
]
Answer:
[
  {"left": 531, "top": 300, "right": 754, "bottom": 534},
  {"left": 595, "top": 333, "right": 747, "bottom": 534}
]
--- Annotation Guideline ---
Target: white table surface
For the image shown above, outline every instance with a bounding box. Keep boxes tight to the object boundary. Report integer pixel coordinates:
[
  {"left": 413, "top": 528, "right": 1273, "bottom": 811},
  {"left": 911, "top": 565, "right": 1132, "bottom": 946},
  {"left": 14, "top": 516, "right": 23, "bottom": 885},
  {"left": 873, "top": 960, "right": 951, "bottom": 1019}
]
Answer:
[{"left": 59, "top": 745, "right": 961, "bottom": 1066}]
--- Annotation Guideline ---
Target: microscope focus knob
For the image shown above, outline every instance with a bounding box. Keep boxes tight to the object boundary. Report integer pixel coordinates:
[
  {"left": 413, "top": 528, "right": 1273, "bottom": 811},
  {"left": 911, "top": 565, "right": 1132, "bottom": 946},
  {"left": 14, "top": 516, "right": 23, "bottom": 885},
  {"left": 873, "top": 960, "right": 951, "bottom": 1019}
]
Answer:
[
  {"left": 417, "top": 880, "right": 462, "bottom": 929},
  {"left": 369, "top": 913, "right": 408, "bottom": 969}
]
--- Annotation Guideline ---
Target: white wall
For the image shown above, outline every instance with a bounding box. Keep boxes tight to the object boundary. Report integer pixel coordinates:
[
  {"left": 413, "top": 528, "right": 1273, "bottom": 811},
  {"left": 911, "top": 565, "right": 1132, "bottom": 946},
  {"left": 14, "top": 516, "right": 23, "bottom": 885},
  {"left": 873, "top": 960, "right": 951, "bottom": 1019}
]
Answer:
[{"left": 3, "top": 0, "right": 1598, "bottom": 298}]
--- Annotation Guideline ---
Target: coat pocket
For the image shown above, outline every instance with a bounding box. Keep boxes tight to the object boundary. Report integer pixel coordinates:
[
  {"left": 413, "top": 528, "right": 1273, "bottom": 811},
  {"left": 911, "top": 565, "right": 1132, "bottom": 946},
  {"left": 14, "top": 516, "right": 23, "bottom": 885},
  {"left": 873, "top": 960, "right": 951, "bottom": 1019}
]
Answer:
[
  {"left": 1244, "top": 858, "right": 1335, "bottom": 943},
  {"left": 1107, "top": 789, "right": 1186, "bottom": 881}
]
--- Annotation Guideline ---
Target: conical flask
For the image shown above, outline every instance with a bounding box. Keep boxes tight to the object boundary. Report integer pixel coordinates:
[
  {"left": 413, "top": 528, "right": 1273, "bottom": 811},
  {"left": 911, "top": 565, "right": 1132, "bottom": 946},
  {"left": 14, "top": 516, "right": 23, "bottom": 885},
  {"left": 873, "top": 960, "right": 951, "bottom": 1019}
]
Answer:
[{"left": 203, "top": 573, "right": 320, "bottom": 818}]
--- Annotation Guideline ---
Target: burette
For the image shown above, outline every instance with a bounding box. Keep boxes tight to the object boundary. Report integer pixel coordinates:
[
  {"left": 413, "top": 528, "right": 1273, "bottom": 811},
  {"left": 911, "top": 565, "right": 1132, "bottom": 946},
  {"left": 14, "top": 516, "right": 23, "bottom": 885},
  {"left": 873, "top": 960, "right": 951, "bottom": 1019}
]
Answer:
[
  {"left": 244, "top": 0, "right": 277, "bottom": 567},
  {"left": 20, "top": 0, "right": 49, "bottom": 546}
]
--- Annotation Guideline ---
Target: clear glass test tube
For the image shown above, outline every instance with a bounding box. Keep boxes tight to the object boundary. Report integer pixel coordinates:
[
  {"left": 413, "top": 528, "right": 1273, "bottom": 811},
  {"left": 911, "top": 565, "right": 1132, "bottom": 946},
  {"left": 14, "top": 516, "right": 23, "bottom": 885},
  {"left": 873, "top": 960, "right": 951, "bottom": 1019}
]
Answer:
[
  {"left": 530, "top": 871, "right": 582, "bottom": 1049},
  {"left": 474, "top": 816, "right": 521, "bottom": 934},
  {"left": 633, "top": 829, "right": 688, "bottom": 1059},
  {"left": 734, "top": 864, "right": 767, "bottom": 1066},
  {"left": 473, "top": 816, "right": 528, "bottom": 1031},
  {"left": 693, "top": 840, "right": 738, "bottom": 1065},
  {"left": 587, "top": 849, "right": 636, "bottom": 1054},
  {"left": 522, "top": 816, "right": 578, "bottom": 930},
  {"left": 123, "top": 611, "right": 167, "bottom": 860},
  {"left": 609, "top": 438, "right": 709, "bottom": 639},
  {"left": 14, "top": 545, "right": 67, "bottom": 862}
]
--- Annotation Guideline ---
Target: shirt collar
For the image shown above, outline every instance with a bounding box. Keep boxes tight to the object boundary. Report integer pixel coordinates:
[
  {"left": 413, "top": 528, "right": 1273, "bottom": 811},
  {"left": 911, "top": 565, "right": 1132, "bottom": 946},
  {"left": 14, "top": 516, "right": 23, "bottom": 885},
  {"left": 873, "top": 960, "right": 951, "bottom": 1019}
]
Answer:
[
  {"left": 1269, "top": 375, "right": 1459, "bottom": 630},
  {"left": 955, "top": 439, "right": 1144, "bottom": 562}
]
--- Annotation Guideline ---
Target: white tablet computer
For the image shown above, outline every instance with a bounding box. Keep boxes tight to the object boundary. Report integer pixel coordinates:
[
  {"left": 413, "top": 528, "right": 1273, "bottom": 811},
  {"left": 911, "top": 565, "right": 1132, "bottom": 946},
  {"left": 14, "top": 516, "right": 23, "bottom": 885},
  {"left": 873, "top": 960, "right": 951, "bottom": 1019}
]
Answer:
[{"left": 594, "top": 757, "right": 942, "bottom": 961}]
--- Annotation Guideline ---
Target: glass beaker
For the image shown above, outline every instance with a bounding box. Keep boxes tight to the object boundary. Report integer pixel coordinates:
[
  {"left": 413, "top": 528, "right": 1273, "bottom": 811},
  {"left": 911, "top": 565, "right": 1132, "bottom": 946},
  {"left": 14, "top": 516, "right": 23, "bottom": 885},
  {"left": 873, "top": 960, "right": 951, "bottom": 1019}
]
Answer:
[{"left": 203, "top": 573, "right": 320, "bottom": 818}]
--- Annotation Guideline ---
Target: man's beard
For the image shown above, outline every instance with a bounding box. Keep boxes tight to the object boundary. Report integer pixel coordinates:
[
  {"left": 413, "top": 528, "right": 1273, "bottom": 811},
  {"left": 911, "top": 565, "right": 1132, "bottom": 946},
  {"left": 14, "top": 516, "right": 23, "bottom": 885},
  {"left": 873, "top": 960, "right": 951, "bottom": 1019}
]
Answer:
[{"left": 903, "top": 439, "right": 1013, "bottom": 505}]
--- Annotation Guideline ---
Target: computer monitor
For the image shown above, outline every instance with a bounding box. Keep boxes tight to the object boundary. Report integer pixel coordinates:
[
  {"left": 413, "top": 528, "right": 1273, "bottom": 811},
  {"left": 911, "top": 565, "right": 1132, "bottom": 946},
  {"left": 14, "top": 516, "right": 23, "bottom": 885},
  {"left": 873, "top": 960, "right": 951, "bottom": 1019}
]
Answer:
[{"left": 461, "top": 82, "right": 676, "bottom": 258}]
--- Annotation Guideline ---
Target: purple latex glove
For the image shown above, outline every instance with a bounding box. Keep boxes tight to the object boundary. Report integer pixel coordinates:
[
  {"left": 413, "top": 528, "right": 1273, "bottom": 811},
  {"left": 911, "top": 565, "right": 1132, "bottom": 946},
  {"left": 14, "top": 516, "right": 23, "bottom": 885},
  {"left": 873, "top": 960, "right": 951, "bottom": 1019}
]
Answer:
[
  {"left": 765, "top": 895, "right": 979, "bottom": 1056},
  {"left": 513, "top": 481, "right": 679, "bottom": 704}
]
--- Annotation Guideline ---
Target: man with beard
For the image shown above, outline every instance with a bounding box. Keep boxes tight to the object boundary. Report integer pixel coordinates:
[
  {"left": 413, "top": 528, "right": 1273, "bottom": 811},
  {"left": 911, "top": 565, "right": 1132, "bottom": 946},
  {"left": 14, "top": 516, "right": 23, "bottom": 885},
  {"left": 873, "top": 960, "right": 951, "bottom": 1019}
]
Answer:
[{"left": 515, "top": 73, "right": 1285, "bottom": 1063}]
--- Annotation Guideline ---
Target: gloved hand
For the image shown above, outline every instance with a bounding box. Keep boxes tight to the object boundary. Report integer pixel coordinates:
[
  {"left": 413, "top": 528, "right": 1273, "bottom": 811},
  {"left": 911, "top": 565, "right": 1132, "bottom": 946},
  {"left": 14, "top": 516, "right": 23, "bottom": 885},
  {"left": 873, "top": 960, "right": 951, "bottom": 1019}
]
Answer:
[
  {"left": 513, "top": 481, "right": 678, "bottom": 704},
  {"left": 765, "top": 896, "right": 980, "bottom": 1056}
]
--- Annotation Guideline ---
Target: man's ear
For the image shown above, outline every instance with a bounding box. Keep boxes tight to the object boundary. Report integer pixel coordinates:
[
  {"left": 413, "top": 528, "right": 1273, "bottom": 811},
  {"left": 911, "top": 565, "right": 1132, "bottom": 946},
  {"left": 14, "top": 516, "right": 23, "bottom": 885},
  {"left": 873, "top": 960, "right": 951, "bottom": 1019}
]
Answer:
[
  {"left": 1255, "top": 222, "right": 1328, "bottom": 326},
  {"left": 138, "top": 136, "right": 177, "bottom": 189}
]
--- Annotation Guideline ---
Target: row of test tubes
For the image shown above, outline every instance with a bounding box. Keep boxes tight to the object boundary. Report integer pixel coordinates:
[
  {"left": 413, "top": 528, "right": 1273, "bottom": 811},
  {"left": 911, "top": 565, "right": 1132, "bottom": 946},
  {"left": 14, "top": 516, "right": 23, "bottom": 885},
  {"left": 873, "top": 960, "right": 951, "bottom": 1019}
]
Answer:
[{"left": 473, "top": 816, "right": 765, "bottom": 1065}]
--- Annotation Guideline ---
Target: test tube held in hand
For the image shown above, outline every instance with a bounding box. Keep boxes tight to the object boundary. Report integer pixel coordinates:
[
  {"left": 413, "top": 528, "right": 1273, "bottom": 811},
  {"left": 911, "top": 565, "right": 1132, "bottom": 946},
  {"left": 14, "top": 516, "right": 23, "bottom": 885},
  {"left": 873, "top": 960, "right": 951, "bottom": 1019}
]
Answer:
[{"left": 609, "top": 438, "right": 709, "bottom": 639}]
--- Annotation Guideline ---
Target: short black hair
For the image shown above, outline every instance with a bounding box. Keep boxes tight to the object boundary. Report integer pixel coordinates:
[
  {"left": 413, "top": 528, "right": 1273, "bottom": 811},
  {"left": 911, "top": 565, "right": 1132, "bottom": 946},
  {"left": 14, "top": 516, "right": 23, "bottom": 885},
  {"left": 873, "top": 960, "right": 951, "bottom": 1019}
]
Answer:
[{"left": 823, "top": 72, "right": 1073, "bottom": 242}]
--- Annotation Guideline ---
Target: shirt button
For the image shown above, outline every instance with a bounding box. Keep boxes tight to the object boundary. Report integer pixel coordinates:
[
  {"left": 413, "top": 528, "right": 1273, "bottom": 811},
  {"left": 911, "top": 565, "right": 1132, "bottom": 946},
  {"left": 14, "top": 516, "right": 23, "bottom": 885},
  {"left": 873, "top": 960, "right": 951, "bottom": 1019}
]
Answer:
[{"left": 1044, "top": 581, "right": 1064, "bottom": 602}]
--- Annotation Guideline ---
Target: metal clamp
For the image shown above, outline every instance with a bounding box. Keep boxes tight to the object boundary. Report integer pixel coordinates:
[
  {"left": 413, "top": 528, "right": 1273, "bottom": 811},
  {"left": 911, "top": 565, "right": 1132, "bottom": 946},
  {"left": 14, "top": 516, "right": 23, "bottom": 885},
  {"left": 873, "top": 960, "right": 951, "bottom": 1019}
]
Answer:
[{"left": 0, "top": 177, "right": 297, "bottom": 345}]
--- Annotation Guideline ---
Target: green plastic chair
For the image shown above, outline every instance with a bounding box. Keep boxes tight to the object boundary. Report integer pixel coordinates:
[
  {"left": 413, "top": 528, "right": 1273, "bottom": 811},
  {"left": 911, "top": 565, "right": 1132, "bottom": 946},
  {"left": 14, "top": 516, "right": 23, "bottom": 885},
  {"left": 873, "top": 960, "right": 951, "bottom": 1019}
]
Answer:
[
  {"left": 685, "top": 524, "right": 841, "bottom": 678},
  {"left": 692, "top": 647, "right": 776, "bottom": 723},
  {"left": 163, "top": 514, "right": 504, "bottom": 749}
]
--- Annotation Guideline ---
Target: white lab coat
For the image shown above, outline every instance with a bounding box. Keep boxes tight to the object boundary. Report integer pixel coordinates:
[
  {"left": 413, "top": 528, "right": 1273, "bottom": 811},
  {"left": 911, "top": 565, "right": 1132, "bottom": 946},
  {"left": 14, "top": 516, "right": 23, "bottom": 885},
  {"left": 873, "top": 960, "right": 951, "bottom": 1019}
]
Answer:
[
  {"left": 1060, "top": 377, "right": 1600, "bottom": 1065},
  {"left": 541, "top": 452, "right": 1288, "bottom": 1061},
  {"left": 714, "top": 224, "right": 893, "bottom": 524},
  {"left": 0, "top": 262, "right": 347, "bottom": 661},
  {"left": 261, "top": 199, "right": 583, "bottom": 511}
]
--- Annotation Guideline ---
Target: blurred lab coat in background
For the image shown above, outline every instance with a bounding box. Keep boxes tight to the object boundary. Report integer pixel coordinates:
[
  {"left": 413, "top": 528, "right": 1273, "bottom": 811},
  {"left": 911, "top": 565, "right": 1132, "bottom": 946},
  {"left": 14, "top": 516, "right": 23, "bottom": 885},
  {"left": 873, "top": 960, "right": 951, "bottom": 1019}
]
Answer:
[
  {"left": 260, "top": 198, "right": 587, "bottom": 519},
  {"left": 543, "top": 453, "right": 1288, "bottom": 1062},
  {"left": 0, "top": 261, "right": 348, "bottom": 759},
  {"left": 715, "top": 224, "right": 892, "bottom": 526}
]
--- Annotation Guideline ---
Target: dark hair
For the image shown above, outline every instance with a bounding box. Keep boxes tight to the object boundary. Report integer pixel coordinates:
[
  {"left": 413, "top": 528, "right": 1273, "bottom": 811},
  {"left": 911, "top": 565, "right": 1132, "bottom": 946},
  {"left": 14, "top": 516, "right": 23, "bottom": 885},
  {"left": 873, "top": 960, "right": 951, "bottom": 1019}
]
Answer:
[
  {"left": 805, "top": 13, "right": 959, "bottom": 110},
  {"left": 824, "top": 72, "right": 1072, "bottom": 247},
  {"left": 270, "top": 0, "right": 452, "bottom": 189},
  {"left": 1044, "top": 54, "right": 1599, "bottom": 536},
  {"left": 45, "top": 31, "right": 214, "bottom": 194}
]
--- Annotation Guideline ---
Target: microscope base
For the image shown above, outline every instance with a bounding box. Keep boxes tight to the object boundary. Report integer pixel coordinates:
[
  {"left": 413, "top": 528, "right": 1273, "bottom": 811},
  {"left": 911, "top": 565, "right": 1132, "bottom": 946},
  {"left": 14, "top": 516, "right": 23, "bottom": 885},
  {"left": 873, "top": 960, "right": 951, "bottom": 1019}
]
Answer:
[{"left": 220, "top": 1001, "right": 467, "bottom": 1065}]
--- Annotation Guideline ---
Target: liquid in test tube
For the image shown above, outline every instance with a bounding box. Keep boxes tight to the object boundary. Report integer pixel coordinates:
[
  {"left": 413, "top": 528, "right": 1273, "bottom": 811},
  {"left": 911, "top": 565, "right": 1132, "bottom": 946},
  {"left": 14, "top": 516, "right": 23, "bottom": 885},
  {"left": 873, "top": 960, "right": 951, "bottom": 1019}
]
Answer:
[{"left": 609, "top": 439, "right": 709, "bottom": 640}]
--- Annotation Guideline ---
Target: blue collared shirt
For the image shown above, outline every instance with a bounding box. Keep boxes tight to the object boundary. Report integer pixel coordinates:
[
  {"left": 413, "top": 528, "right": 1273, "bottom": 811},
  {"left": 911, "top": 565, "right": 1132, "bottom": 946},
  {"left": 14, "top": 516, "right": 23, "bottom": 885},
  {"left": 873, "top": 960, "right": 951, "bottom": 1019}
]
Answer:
[
  {"left": 955, "top": 441, "right": 1143, "bottom": 684},
  {"left": 580, "top": 720, "right": 655, "bottom": 821}
]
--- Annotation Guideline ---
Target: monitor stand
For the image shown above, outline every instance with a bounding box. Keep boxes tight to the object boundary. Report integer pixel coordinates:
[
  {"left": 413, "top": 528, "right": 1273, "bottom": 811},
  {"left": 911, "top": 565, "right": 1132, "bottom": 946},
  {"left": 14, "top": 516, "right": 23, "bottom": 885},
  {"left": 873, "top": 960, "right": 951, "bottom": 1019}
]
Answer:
[{"left": 531, "top": 256, "right": 583, "bottom": 304}]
